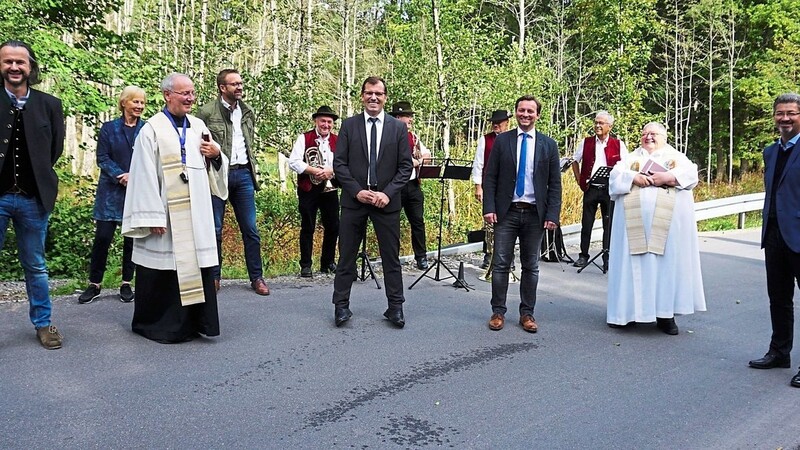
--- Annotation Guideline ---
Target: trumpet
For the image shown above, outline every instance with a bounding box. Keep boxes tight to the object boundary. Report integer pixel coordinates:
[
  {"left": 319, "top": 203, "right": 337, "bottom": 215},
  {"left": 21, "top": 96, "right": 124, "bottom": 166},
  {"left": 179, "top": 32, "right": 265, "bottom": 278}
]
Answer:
[{"left": 305, "top": 146, "right": 335, "bottom": 193}]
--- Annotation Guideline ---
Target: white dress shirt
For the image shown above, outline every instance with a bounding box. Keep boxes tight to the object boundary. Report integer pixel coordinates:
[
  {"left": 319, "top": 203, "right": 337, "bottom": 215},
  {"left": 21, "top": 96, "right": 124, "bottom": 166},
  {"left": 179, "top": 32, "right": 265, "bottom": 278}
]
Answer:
[
  {"left": 511, "top": 128, "right": 537, "bottom": 204},
  {"left": 221, "top": 99, "right": 248, "bottom": 166}
]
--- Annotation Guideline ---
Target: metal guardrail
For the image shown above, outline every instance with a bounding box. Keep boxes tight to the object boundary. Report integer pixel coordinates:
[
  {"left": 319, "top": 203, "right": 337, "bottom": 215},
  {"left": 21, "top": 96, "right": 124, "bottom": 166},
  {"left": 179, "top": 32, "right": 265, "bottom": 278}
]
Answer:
[{"left": 401, "top": 192, "right": 766, "bottom": 262}]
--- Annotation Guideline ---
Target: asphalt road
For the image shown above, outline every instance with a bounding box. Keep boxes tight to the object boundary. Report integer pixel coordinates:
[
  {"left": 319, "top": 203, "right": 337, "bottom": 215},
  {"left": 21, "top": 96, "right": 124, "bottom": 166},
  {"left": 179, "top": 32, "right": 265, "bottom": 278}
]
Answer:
[{"left": 1, "top": 228, "right": 798, "bottom": 449}]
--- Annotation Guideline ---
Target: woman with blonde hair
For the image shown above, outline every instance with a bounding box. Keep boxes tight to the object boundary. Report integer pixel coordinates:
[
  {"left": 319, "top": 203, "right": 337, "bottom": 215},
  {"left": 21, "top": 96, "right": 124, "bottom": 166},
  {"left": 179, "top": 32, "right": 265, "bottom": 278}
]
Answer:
[{"left": 78, "top": 86, "right": 146, "bottom": 304}]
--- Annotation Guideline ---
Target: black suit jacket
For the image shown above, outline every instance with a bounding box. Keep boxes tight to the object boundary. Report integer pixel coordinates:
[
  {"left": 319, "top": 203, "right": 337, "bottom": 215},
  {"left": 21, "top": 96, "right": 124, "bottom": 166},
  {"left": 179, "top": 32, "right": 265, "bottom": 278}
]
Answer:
[
  {"left": 0, "top": 89, "right": 65, "bottom": 212},
  {"left": 334, "top": 112, "right": 412, "bottom": 213},
  {"left": 483, "top": 128, "right": 562, "bottom": 225}
]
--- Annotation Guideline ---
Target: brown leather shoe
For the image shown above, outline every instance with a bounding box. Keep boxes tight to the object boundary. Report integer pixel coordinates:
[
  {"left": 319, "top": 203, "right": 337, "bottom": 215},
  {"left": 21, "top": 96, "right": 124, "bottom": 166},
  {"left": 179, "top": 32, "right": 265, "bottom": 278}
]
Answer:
[
  {"left": 488, "top": 313, "right": 504, "bottom": 331},
  {"left": 519, "top": 314, "right": 538, "bottom": 333},
  {"left": 214, "top": 279, "right": 221, "bottom": 293},
  {"left": 251, "top": 277, "right": 270, "bottom": 296}
]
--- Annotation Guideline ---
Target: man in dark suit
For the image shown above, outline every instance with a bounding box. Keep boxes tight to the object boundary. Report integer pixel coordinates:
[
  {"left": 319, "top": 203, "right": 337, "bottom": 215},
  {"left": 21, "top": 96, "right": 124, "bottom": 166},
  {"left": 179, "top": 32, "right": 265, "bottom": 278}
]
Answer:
[
  {"left": 483, "top": 95, "right": 561, "bottom": 333},
  {"left": 0, "top": 40, "right": 65, "bottom": 349},
  {"left": 331, "top": 76, "right": 413, "bottom": 328},
  {"left": 749, "top": 93, "right": 800, "bottom": 388}
]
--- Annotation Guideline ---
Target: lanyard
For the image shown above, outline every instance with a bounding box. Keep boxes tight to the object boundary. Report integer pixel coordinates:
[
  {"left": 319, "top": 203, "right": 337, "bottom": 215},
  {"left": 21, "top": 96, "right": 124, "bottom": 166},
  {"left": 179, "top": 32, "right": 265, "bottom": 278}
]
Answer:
[{"left": 163, "top": 108, "right": 188, "bottom": 165}]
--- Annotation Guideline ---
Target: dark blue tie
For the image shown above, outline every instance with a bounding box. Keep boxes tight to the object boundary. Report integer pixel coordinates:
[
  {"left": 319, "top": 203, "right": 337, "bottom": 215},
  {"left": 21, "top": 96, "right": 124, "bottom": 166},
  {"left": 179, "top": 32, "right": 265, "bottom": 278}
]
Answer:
[
  {"left": 516, "top": 133, "right": 528, "bottom": 197},
  {"left": 369, "top": 117, "right": 378, "bottom": 186}
]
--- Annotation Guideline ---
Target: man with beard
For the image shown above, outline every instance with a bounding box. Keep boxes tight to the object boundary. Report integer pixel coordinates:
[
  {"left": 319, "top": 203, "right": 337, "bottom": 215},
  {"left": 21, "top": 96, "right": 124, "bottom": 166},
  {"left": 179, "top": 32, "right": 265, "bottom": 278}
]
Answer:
[
  {"left": 748, "top": 93, "right": 800, "bottom": 388},
  {"left": 197, "top": 69, "right": 269, "bottom": 296},
  {"left": 331, "top": 76, "right": 413, "bottom": 328},
  {"left": 122, "top": 73, "right": 228, "bottom": 343},
  {"left": 0, "top": 40, "right": 65, "bottom": 349}
]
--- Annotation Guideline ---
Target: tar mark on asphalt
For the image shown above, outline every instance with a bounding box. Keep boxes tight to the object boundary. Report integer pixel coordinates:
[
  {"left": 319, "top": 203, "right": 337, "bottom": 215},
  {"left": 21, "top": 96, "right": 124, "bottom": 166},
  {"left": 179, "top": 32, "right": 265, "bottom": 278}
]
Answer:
[
  {"left": 377, "top": 413, "right": 460, "bottom": 447},
  {"left": 302, "top": 342, "right": 536, "bottom": 430}
]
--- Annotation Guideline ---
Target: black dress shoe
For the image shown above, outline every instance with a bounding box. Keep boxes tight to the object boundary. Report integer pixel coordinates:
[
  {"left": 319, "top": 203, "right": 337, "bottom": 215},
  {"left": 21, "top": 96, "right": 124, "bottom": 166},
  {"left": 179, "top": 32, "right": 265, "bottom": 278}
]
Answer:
[
  {"left": 748, "top": 353, "right": 791, "bottom": 369},
  {"left": 320, "top": 263, "right": 337, "bottom": 274},
  {"left": 573, "top": 256, "right": 588, "bottom": 268},
  {"left": 383, "top": 307, "right": 405, "bottom": 328},
  {"left": 300, "top": 267, "right": 313, "bottom": 278},
  {"left": 656, "top": 317, "right": 679, "bottom": 335},
  {"left": 334, "top": 307, "right": 352, "bottom": 327},
  {"left": 791, "top": 371, "right": 800, "bottom": 388},
  {"left": 416, "top": 258, "right": 429, "bottom": 270}
]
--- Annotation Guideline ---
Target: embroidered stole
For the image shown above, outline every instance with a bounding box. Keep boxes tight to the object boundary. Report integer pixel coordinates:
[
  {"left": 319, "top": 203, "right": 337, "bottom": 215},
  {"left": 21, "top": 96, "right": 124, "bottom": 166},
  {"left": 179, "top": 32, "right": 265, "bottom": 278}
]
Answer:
[
  {"left": 624, "top": 186, "right": 676, "bottom": 255},
  {"left": 150, "top": 113, "right": 205, "bottom": 306}
]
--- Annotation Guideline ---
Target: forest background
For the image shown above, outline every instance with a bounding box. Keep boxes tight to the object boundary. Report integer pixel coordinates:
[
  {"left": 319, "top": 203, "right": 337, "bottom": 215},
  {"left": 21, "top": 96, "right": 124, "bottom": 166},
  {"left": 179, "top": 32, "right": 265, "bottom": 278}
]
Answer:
[{"left": 0, "top": 0, "right": 796, "bottom": 283}]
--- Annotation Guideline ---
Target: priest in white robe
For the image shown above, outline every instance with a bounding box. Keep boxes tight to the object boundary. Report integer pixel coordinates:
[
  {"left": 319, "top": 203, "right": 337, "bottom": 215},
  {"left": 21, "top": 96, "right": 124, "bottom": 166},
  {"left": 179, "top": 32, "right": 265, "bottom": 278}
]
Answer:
[
  {"left": 122, "top": 73, "right": 228, "bottom": 343},
  {"left": 606, "top": 122, "right": 706, "bottom": 335}
]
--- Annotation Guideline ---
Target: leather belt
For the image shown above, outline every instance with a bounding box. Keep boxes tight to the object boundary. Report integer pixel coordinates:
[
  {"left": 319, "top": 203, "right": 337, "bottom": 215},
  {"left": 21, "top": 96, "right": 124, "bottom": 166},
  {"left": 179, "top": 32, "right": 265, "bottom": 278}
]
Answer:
[
  {"left": 230, "top": 164, "right": 249, "bottom": 170},
  {"left": 511, "top": 202, "right": 534, "bottom": 209},
  {"left": 589, "top": 183, "right": 607, "bottom": 189}
]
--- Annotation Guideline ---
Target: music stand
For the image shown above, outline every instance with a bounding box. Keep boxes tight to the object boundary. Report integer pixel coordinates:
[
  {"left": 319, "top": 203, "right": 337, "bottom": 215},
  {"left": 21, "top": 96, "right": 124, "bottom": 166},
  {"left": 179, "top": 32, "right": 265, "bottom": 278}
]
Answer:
[
  {"left": 356, "top": 234, "right": 381, "bottom": 289},
  {"left": 540, "top": 226, "right": 574, "bottom": 271},
  {"left": 409, "top": 158, "right": 472, "bottom": 291},
  {"left": 577, "top": 165, "right": 612, "bottom": 274}
]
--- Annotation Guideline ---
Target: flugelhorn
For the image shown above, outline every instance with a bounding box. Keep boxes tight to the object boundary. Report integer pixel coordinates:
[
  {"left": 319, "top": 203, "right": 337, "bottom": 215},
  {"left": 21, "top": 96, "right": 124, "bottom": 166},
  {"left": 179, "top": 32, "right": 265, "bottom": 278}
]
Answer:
[{"left": 305, "top": 146, "right": 335, "bottom": 192}]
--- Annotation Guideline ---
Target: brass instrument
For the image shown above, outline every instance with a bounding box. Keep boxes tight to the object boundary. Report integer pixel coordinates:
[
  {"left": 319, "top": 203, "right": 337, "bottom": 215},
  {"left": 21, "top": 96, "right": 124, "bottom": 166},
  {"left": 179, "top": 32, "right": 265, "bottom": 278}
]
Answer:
[
  {"left": 412, "top": 132, "right": 423, "bottom": 178},
  {"left": 305, "top": 146, "right": 335, "bottom": 192}
]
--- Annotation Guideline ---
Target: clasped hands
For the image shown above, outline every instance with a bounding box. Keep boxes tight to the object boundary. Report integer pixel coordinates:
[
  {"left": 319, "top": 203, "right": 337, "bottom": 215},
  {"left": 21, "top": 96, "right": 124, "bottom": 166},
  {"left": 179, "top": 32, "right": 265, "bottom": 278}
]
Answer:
[
  {"left": 633, "top": 171, "right": 677, "bottom": 188},
  {"left": 313, "top": 166, "right": 335, "bottom": 181},
  {"left": 357, "top": 189, "right": 390, "bottom": 208}
]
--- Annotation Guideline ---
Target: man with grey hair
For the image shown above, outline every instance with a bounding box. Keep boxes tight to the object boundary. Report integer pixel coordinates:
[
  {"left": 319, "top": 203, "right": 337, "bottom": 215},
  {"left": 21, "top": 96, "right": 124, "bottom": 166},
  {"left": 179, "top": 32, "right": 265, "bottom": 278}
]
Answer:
[
  {"left": 122, "top": 72, "right": 229, "bottom": 343},
  {"left": 0, "top": 40, "right": 65, "bottom": 349},
  {"left": 571, "top": 110, "right": 628, "bottom": 271},
  {"left": 748, "top": 93, "right": 800, "bottom": 388}
]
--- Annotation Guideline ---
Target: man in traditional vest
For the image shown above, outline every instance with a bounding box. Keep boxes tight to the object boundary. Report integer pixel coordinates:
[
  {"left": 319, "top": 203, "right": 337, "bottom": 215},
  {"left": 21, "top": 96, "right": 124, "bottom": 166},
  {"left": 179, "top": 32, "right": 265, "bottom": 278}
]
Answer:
[
  {"left": 0, "top": 40, "right": 65, "bottom": 349},
  {"left": 471, "top": 109, "right": 510, "bottom": 269},
  {"left": 388, "top": 101, "right": 432, "bottom": 270},
  {"left": 570, "top": 110, "right": 628, "bottom": 270},
  {"left": 196, "top": 69, "right": 269, "bottom": 296},
  {"left": 288, "top": 106, "right": 340, "bottom": 278}
]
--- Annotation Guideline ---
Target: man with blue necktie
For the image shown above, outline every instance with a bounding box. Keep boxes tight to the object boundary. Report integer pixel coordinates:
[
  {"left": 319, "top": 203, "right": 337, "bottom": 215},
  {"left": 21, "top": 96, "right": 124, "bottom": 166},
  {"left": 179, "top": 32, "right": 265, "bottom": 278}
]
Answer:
[{"left": 482, "top": 95, "right": 562, "bottom": 333}]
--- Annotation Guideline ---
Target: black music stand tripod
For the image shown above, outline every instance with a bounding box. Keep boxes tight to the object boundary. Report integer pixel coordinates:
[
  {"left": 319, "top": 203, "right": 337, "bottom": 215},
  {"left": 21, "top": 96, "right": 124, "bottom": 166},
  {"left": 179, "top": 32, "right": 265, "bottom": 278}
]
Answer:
[
  {"left": 409, "top": 158, "right": 472, "bottom": 291},
  {"left": 356, "top": 235, "right": 381, "bottom": 289},
  {"left": 577, "top": 165, "right": 612, "bottom": 274}
]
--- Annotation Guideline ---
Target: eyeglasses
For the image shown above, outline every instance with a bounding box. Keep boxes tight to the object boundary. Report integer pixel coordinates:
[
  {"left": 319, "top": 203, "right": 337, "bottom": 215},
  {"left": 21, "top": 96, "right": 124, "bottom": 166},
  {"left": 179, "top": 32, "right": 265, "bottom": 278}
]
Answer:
[
  {"left": 225, "top": 82, "right": 244, "bottom": 87},
  {"left": 774, "top": 111, "right": 800, "bottom": 118},
  {"left": 642, "top": 132, "right": 665, "bottom": 137},
  {"left": 362, "top": 91, "right": 386, "bottom": 97},
  {"left": 169, "top": 90, "right": 196, "bottom": 98}
]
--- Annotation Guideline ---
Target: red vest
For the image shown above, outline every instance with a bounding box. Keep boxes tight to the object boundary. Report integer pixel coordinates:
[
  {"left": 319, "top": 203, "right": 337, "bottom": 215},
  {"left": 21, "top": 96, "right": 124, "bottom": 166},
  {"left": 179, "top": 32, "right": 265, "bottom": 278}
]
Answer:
[
  {"left": 298, "top": 130, "right": 338, "bottom": 192},
  {"left": 578, "top": 136, "right": 621, "bottom": 191},
  {"left": 481, "top": 132, "right": 498, "bottom": 179}
]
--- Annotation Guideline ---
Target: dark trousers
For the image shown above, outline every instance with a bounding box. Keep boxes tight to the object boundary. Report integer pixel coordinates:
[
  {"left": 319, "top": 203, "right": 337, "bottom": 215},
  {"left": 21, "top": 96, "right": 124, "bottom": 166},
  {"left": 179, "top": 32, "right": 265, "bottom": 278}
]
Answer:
[
  {"left": 400, "top": 181, "right": 427, "bottom": 260},
  {"left": 89, "top": 220, "right": 134, "bottom": 284},
  {"left": 298, "top": 188, "right": 340, "bottom": 269},
  {"left": 579, "top": 185, "right": 613, "bottom": 262},
  {"left": 764, "top": 221, "right": 800, "bottom": 358},
  {"left": 491, "top": 206, "right": 545, "bottom": 316},
  {"left": 333, "top": 205, "right": 404, "bottom": 308}
]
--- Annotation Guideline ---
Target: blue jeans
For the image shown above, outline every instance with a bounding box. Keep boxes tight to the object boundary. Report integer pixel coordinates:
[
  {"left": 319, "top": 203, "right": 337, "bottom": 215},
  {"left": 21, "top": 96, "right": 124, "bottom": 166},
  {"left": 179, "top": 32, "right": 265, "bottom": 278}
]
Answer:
[
  {"left": 491, "top": 206, "right": 545, "bottom": 316},
  {"left": 211, "top": 167, "right": 263, "bottom": 281},
  {"left": 0, "top": 193, "right": 52, "bottom": 328}
]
